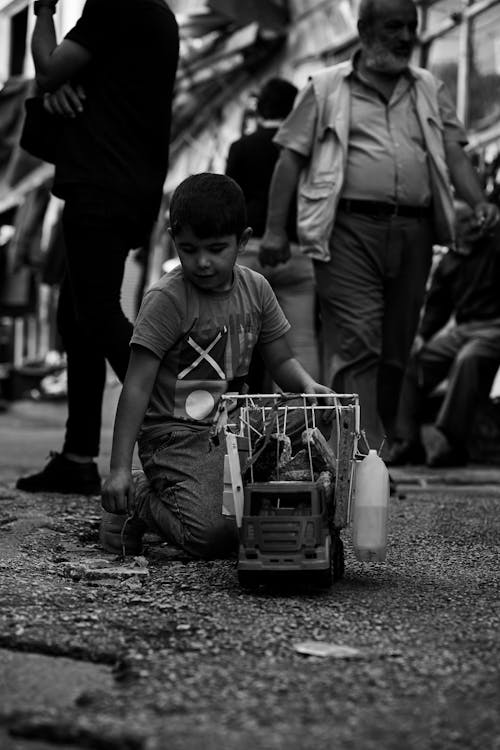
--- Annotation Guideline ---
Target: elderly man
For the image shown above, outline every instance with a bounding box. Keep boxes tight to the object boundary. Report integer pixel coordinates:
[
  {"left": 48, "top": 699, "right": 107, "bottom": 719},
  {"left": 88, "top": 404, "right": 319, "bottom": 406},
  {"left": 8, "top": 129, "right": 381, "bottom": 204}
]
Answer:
[{"left": 260, "top": 0, "right": 498, "bottom": 455}]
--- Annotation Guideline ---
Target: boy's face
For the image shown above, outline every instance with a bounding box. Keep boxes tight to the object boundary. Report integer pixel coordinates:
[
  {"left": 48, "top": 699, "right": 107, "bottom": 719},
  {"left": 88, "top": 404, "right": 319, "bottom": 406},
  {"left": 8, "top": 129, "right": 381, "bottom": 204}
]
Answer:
[{"left": 170, "top": 226, "right": 251, "bottom": 293}]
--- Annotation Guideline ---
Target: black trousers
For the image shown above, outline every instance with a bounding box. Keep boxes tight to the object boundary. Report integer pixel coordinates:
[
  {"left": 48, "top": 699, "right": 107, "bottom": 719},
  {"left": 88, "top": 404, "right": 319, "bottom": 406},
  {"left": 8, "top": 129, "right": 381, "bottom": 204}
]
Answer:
[{"left": 57, "top": 190, "right": 153, "bottom": 457}]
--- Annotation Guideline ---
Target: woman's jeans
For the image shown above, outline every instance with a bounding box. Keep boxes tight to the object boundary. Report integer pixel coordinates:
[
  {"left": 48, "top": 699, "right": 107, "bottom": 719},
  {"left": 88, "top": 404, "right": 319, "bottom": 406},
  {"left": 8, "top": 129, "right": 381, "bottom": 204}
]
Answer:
[
  {"left": 135, "top": 428, "right": 239, "bottom": 559},
  {"left": 57, "top": 191, "right": 152, "bottom": 457}
]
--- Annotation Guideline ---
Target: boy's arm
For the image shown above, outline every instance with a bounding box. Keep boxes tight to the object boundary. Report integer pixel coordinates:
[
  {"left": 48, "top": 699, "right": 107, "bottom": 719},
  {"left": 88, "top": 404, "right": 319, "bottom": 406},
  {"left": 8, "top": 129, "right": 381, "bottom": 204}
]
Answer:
[
  {"left": 260, "top": 334, "right": 332, "bottom": 398},
  {"left": 101, "top": 345, "right": 160, "bottom": 515}
]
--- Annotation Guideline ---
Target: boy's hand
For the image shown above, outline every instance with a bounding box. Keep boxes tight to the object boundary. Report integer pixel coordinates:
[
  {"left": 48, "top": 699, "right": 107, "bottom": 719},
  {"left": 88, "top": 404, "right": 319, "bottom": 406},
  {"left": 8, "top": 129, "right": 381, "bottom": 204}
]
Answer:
[
  {"left": 305, "top": 381, "right": 336, "bottom": 421},
  {"left": 101, "top": 469, "right": 133, "bottom": 515}
]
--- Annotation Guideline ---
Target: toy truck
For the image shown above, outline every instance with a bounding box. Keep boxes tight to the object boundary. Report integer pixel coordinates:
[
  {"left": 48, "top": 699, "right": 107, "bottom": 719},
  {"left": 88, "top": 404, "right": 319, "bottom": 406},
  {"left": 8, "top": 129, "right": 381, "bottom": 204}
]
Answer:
[{"left": 220, "top": 393, "right": 359, "bottom": 589}]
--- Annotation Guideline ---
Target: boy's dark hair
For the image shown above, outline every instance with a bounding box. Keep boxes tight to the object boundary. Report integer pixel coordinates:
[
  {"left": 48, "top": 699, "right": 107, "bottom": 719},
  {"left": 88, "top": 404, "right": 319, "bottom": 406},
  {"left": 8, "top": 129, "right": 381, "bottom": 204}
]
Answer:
[
  {"left": 257, "top": 78, "right": 298, "bottom": 120},
  {"left": 169, "top": 173, "right": 247, "bottom": 240}
]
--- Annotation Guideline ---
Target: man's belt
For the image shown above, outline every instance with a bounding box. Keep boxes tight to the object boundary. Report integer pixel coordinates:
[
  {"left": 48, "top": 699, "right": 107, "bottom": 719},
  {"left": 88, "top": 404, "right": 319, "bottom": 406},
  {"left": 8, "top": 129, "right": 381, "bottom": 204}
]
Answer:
[{"left": 338, "top": 199, "right": 432, "bottom": 218}]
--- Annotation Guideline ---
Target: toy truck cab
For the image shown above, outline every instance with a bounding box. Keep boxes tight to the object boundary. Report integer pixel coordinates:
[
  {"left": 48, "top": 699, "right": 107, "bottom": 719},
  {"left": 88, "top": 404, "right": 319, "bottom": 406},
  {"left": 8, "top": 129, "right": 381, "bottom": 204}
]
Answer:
[{"left": 238, "top": 475, "right": 342, "bottom": 588}]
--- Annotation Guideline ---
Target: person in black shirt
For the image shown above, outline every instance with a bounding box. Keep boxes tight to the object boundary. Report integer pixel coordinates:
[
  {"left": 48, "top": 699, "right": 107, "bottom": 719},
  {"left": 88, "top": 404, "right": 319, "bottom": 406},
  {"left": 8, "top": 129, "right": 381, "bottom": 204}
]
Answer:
[
  {"left": 388, "top": 201, "right": 500, "bottom": 467},
  {"left": 16, "top": 0, "right": 179, "bottom": 495}
]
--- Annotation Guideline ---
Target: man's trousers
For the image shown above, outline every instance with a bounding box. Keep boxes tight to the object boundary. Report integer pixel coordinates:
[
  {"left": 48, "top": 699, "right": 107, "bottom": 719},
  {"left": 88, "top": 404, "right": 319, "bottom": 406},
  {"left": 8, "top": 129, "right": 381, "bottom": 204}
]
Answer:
[{"left": 314, "top": 209, "right": 434, "bottom": 452}]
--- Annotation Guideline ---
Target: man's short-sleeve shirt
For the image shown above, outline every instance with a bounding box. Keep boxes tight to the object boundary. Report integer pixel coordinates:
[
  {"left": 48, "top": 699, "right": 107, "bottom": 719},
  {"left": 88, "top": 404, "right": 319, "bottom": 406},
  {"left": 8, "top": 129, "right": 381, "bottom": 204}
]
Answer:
[
  {"left": 275, "top": 67, "right": 467, "bottom": 205},
  {"left": 54, "top": 0, "right": 179, "bottom": 217},
  {"left": 131, "top": 264, "right": 290, "bottom": 438}
]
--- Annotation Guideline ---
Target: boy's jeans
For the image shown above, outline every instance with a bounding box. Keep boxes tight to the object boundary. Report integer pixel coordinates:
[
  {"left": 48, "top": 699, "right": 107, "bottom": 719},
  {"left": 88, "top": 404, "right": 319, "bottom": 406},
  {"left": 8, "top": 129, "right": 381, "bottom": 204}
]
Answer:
[{"left": 135, "top": 429, "right": 239, "bottom": 559}]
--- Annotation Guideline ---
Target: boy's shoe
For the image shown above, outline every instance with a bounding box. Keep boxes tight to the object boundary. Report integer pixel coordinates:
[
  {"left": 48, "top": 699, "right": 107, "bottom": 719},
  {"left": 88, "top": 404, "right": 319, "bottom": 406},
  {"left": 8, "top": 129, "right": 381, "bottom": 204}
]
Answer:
[
  {"left": 16, "top": 452, "right": 101, "bottom": 495},
  {"left": 100, "top": 510, "right": 146, "bottom": 556},
  {"left": 386, "top": 439, "right": 426, "bottom": 466}
]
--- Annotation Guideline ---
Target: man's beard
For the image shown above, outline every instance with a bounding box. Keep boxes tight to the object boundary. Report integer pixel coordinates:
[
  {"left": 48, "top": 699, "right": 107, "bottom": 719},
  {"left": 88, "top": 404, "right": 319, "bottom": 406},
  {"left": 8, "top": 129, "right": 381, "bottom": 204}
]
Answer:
[{"left": 363, "top": 40, "right": 412, "bottom": 75}]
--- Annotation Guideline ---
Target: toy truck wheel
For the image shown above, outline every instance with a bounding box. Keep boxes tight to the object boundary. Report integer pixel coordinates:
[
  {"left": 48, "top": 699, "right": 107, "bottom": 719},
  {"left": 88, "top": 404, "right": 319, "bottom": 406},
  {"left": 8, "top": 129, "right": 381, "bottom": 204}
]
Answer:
[
  {"left": 315, "top": 532, "right": 344, "bottom": 588},
  {"left": 332, "top": 532, "right": 345, "bottom": 581},
  {"left": 237, "top": 570, "right": 261, "bottom": 590},
  {"left": 315, "top": 559, "right": 333, "bottom": 588},
  {"left": 315, "top": 543, "right": 334, "bottom": 588}
]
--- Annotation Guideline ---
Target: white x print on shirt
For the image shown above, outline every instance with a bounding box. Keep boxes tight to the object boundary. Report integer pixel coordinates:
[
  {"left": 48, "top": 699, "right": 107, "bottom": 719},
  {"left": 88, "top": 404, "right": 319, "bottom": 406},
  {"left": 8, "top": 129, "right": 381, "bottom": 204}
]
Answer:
[{"left": 177, "top": 328, "right": 227, "bottom": 381}]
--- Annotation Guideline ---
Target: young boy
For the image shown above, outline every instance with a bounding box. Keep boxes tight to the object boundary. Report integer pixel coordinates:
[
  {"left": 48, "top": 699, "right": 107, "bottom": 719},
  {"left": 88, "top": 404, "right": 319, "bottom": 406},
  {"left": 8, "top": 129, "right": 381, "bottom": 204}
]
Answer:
[{"left": 101, "top": 173, "right": 332, "bottom": 559}]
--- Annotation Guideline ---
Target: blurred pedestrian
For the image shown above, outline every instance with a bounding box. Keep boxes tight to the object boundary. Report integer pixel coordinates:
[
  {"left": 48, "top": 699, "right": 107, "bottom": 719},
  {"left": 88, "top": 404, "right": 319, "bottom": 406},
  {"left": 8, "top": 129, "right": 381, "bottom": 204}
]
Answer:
[
  {"left": 388, "top": 202, "right": 500, "bottom": 468},
  {"left": 260, "top": 0, "right": 498, "bottom": 455},
  {"left": 226, "top": 78, "right": 320, "bottom": 391},
  {"left": 16, "top": 0, "right": 179, "bottom": 495}
]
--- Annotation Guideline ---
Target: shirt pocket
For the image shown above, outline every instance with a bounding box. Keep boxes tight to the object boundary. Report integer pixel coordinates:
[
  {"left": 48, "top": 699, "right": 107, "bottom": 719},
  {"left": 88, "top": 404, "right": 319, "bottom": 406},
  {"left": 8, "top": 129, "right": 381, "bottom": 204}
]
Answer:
[{"left": 297, "top": 182, "right": 335, "bottom": 241}]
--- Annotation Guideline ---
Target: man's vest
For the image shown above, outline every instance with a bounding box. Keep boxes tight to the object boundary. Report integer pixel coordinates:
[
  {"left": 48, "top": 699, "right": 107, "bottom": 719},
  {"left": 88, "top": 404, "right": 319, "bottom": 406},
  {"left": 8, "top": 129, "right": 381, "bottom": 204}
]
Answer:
[{"left": 297, "top": 61, "right": 456, "bottom": 262}]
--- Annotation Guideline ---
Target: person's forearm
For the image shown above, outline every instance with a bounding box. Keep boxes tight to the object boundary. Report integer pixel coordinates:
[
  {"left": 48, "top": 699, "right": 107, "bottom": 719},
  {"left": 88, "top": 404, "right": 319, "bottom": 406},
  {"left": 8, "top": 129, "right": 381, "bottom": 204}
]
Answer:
[
  {"left": 110, "top": 385, "right": 150, "bottom": 473},
  {"left": 272, "top": 358, "right": 316, "bottom": 393},
  {"left": 446, "top": 143, "right": 485, "bottom": 207},
  {"left": 31, "top": 7, "right": 58, "bottom": 85},
  {"left": 265, "top": 149, "right": 305, "bottom": 232}
]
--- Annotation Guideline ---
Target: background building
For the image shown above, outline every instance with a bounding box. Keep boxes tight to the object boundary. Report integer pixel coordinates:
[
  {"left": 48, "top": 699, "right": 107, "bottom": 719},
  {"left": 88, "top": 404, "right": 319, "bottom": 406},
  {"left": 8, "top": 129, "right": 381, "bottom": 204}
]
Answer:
[
  {"left": 165, "top": 0, "right": 500, "bottom": 192},
  {"left": 0, "top": 0, "right": 499, "bottom": 404}
]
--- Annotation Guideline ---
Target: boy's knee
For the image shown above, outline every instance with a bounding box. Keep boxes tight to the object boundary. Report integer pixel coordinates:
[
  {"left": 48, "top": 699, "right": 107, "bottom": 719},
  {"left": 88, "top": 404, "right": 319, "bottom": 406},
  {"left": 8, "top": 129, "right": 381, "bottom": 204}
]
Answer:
[{"left": 188, "top": 518, "right": 239, "bottom": 560}]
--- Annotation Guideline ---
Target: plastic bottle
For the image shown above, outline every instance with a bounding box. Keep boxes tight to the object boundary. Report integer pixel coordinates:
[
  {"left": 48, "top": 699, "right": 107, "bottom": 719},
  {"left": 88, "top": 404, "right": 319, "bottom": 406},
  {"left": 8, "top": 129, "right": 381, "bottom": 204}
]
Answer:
[{"left": 352, "top": 450, "right": 390, "bottom": 562}]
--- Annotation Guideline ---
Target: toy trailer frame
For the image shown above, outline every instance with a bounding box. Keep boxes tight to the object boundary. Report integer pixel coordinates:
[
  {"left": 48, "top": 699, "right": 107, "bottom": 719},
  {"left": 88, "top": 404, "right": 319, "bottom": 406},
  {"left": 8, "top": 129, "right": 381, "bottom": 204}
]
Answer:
[{"left": 220, "top": 393, "right": 360, "bottom": 587}]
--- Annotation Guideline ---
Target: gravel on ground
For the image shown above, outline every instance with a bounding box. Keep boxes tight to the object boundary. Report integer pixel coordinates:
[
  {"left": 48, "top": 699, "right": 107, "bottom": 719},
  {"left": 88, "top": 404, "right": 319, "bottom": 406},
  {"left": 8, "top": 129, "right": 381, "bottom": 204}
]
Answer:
[{"left": 0, "top": 479, "right": 499, "bottom": 750}]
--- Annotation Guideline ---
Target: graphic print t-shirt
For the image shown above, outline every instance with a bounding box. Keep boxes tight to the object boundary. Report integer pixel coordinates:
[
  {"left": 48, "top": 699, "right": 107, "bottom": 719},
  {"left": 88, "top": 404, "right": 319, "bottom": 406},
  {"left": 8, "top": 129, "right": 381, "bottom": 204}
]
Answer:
[{"left": 131, "top": 265, "right": 290, "bottom": 439}]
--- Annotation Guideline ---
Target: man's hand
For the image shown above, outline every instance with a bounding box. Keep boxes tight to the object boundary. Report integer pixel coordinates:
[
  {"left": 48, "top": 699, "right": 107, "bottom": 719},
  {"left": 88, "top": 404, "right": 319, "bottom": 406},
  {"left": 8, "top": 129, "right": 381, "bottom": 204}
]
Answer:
[
  {"left": 43, "top": 83, "right": 86, "bottom": 118},
  {"left": 411, "top": 334, "right": 425, "bottom": 356},
  {"left": 259, "top": 228, "right": 291, "bottom": 267},
  {"left": 101, "top": 468, "right": 133, "bottom": 516},
  {"left": 473, "top": 201, "right": 500, "bottom": 233}
]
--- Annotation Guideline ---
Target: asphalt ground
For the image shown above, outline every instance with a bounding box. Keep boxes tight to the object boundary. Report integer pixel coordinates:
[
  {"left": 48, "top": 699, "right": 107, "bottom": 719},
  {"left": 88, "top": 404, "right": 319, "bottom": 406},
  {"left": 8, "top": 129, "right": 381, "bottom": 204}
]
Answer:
[{"left": 0, "top": 393, "right": 499, "bottom": 750}]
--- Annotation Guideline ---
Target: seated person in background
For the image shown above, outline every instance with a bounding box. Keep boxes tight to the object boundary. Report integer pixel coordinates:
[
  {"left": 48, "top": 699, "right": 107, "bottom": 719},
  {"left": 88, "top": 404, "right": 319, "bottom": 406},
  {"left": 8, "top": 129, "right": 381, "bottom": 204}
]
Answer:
[
  {"left": 101, "top": 173, "right": 332, "bottom": 559},
  {"left": 226, "top": 78, "right": 320, "bottom": 391},
  {"left": 388, "top": 201, "right": 500, "bottom": 468}
]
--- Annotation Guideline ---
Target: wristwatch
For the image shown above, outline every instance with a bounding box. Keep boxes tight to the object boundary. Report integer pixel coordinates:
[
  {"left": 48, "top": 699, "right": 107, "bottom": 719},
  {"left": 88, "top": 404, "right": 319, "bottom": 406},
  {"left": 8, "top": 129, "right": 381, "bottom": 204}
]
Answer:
[{"left": 34, "top": 1, "right": 58, "bottom": 15}]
